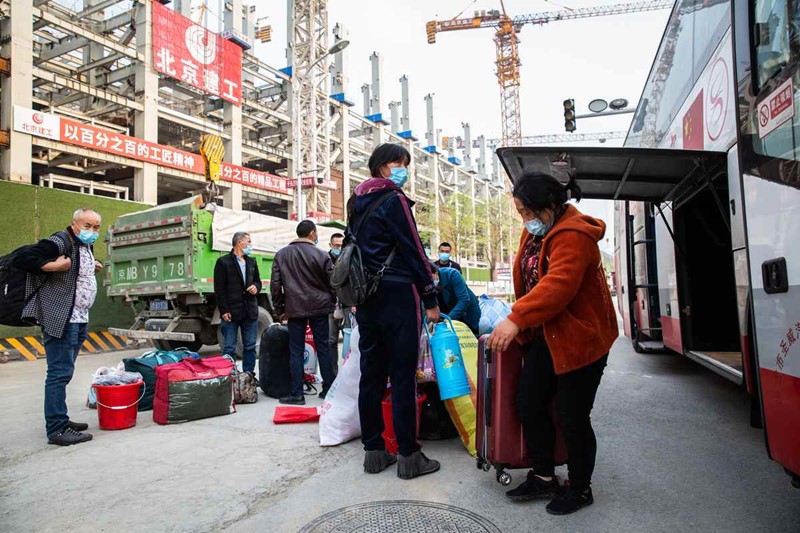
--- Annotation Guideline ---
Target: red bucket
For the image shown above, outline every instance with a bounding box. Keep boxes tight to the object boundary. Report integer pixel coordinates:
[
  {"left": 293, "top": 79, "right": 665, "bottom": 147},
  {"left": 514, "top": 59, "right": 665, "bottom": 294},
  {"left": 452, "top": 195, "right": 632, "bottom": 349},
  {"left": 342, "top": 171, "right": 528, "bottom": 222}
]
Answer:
[
  {"left": 381, "top": 388, "right": 427, "bottom": 455},
  {"left": 93, "top": 380, "right": 144, "bottom": 430}
]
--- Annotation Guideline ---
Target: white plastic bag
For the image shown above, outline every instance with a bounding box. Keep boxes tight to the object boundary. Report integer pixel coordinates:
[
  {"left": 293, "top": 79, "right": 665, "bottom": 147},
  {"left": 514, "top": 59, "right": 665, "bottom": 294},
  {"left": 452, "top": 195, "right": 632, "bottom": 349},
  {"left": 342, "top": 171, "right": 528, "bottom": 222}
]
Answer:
[
  {"left": 319, "top": 325, "right": 362, "bottom": 446},
  {"left": 478, "top": 295, "right": 512, "bottom": 336}
]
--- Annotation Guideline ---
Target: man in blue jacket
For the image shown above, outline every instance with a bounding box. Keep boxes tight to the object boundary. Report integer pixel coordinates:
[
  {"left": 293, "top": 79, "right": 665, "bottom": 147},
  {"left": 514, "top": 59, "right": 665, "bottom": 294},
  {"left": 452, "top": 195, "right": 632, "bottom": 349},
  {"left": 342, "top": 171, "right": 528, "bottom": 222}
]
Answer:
[{"left": 430, "top": 263, "right": 481, "bottom": 336}]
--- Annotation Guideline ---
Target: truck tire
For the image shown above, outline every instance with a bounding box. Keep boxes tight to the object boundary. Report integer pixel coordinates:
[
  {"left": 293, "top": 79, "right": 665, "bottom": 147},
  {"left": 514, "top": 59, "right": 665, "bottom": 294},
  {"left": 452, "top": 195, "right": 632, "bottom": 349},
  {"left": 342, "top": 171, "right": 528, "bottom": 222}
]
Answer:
[
  {"left": 217, "top": 307, "right": 272, "bottom": 358},
  {"left": 153, "top": 339, "right": 203, "bottom": 353}
]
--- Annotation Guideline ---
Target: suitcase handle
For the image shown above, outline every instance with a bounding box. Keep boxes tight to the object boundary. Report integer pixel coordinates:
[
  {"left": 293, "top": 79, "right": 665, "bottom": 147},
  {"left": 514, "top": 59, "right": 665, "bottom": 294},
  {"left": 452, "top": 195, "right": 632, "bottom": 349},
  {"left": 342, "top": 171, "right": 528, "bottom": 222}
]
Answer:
[{"left": 485, "top": 377, "right": 493, "bottom": 428}]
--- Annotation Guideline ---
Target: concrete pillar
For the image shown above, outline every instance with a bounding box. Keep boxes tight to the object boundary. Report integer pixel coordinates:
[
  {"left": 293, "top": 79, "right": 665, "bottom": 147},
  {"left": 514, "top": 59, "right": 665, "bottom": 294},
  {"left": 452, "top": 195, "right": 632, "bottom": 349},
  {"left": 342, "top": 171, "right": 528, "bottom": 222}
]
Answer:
[
  {"left": 133, "top": 1, "right": 159, "bottom": 205},
  {"left": 223, "top": 0, "right": 243, "bottom": 210},
  {"left": 432, "top": 153, "right": 440, "bottom": 247},
  {"left": 0, "top": 0, "right": 33, "bottom": 183}
]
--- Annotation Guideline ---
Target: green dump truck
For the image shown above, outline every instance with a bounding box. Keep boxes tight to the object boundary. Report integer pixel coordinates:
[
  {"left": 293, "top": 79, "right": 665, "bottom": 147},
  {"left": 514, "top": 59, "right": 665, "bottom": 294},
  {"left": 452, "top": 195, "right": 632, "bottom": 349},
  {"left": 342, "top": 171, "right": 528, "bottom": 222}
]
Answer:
[{"left": 107, "top": 196, "right": 339, "bottom": 354}]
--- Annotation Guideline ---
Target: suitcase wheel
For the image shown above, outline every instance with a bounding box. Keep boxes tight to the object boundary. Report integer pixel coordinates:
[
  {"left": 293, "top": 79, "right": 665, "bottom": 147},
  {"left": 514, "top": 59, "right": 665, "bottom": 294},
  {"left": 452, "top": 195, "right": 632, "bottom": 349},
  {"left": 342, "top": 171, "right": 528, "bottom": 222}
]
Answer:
[
  {"left": 482, "top": 462, "right": 491, "bottom": 472},
  {"left": 497, "top": 471, "right": 512, "bottom": 486},
  {"left": 476, "top": 458, "right": 485, "bottom": 471}
]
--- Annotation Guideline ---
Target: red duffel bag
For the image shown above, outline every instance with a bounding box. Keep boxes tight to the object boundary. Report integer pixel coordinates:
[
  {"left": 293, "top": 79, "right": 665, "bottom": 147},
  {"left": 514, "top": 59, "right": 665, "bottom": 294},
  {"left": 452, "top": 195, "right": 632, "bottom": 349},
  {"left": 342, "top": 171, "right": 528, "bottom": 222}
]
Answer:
[{"left": 154, "top": 356, "right": 236, "bottom": 425}]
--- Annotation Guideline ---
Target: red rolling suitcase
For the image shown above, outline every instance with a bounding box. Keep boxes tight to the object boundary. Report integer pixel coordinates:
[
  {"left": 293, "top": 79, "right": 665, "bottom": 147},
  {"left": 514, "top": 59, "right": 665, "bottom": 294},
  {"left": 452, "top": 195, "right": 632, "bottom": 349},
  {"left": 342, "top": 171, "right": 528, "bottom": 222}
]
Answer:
[{"left": 476, "top": 336, "right": 567, "bottom": 486}]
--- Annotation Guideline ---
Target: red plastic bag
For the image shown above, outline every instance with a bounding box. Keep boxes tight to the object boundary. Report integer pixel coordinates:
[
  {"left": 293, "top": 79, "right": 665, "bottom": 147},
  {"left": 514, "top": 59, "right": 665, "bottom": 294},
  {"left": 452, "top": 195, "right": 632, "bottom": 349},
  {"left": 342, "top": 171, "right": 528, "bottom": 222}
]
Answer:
[{"left": 273, "top": 406, "right": 321, "bottom": 424}]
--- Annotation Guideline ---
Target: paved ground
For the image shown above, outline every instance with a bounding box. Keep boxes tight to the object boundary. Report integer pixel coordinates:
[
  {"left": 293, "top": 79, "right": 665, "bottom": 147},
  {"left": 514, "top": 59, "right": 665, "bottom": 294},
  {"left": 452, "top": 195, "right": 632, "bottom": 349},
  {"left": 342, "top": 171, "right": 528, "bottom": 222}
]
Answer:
[{"left": 0, "top": 336, "right": 798, "bottom": 533}]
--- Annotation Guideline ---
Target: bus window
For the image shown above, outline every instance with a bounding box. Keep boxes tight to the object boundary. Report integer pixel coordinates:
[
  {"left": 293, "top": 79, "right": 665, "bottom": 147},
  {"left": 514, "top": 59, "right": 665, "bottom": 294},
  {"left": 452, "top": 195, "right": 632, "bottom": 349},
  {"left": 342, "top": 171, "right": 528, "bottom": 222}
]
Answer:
[{"left": 753, "top": 0, "right": 795, "bottom": 89}]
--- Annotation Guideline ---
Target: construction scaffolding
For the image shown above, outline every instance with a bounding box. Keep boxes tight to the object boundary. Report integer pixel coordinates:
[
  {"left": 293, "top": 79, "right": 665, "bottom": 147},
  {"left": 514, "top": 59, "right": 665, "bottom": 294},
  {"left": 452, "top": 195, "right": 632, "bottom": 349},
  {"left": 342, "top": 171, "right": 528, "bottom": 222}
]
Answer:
[{"left": 0, "top": 0, "right": 512, "bottom": 267}]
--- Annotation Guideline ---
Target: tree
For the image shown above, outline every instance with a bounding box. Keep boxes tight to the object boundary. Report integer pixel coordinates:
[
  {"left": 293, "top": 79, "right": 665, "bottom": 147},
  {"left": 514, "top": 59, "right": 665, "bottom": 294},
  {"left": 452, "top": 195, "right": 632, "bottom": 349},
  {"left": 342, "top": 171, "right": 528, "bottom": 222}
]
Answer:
[
  {"left": 477, "top": 194, "right": 518, "bottom": 280},
  {"left": 438, "top": 192, "right": 479, "bottom": 260}
]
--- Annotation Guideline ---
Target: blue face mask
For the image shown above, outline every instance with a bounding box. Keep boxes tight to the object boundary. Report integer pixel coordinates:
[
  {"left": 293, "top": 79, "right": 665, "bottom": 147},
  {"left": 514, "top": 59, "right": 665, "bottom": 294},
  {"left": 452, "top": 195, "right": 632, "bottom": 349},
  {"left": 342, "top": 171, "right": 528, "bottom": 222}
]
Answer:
[
  {"left": 331, "top": 248, "right": 341, "bottom": 257},
  {"left": 243, "top": 245, "right": 253, "bottom": 256},
  {"left": 433, "top": 278, "right": 439, "bottom": 287},
  {"left": 388, "top": 167, "right": 409, "bottom": 188},
  {"left": 76, "top": 229, "right": 99, "bottom": 245},
  {"left": 438, "top": 252, "right": 451, "bottom": 263},
  {"left": 524, "top": 218, "right": 551, "bottom": 236}
]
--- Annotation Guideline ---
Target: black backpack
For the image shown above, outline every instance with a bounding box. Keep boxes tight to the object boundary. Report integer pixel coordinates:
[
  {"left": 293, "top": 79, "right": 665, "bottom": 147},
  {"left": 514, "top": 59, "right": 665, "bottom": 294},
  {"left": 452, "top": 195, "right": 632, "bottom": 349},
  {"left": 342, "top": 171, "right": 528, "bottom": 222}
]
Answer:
[
  {"left": 330, "top": 191, "right": 398, "bottom": 308},
  {"left": 0, "top": 235, "right": 73, "bottom": 327}
]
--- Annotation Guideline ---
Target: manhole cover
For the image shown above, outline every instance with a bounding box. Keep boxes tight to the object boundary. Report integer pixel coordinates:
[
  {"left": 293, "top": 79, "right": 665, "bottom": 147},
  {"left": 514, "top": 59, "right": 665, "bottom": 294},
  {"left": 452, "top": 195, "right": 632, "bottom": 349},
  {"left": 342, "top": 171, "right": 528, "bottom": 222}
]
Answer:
[{"left": 298, "top": 500, "right": 501, "bottom": 533}]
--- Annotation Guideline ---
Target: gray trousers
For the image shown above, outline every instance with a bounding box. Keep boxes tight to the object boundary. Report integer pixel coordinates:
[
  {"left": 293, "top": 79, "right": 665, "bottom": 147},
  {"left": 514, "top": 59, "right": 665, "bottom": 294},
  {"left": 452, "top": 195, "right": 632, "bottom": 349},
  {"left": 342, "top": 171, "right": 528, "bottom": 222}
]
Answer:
[{"left": 328, "top": 311, "right": 352, "bottom": 376}]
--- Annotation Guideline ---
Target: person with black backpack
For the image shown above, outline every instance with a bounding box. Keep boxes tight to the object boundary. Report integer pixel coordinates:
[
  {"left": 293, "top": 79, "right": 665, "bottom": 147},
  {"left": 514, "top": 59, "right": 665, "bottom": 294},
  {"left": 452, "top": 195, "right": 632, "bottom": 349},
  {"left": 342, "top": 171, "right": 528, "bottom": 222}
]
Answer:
[
  {"left": 345, "top": 143, "right": 442, "bottom": 480},
  {"left": 14, "top": 208, "right": 103, "bottom": 446}
]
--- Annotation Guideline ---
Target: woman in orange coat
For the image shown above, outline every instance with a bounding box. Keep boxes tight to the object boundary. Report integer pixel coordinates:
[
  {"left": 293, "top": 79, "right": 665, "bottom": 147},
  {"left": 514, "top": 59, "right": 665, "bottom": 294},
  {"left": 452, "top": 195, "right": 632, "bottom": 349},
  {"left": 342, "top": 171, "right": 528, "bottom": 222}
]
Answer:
[{"left": 487, "top": 172, "right": 618, "bottom": 515}]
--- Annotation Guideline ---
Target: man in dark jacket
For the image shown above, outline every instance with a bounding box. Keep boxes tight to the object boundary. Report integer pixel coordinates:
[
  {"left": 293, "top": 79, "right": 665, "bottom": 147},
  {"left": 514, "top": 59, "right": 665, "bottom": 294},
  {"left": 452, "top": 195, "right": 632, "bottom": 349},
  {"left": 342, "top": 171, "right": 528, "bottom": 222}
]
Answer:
[
  {"left": 214, "top": 232, "right": 262, "bottom": 375},
  {"left": 328, "top": 232, "right": 347, "bottom": 375},
  {"left": 271, "top": 220, "right": 336, "bottom": 404},
  {"left": 20, "top": 208, "right": 103, "bottom": 446},
  {"left": 430, "top": 263, "right": 481, "bottom": 336},
  {"left": 433, "top": 242, "right": 462, "bottom": 274}
]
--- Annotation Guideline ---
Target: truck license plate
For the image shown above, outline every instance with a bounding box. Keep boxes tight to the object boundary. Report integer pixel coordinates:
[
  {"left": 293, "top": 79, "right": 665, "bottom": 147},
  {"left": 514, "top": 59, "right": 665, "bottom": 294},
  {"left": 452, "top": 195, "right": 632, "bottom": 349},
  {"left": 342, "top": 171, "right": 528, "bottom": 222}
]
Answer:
[{"left": 150, "top": 300, "right": 169, "bottom": 311}]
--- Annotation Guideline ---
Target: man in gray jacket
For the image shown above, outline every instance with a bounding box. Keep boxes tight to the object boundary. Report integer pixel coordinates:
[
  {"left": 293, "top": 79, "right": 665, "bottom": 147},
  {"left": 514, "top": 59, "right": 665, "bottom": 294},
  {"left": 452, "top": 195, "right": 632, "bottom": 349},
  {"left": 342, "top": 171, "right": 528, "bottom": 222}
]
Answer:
[
  {"left": 271, "top": 220, "right": 336, "bottom": 405},
  {"left": 21, "top": 208, "right": 103, "bottom": 446}
]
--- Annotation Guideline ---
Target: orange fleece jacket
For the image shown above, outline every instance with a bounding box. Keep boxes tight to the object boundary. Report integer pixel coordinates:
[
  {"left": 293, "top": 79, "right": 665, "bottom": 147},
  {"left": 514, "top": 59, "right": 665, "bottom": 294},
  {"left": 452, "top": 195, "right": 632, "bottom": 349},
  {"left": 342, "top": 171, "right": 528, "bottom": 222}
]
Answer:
[{"left": 507, "top": 204, "right": 618, "bottom": 374}]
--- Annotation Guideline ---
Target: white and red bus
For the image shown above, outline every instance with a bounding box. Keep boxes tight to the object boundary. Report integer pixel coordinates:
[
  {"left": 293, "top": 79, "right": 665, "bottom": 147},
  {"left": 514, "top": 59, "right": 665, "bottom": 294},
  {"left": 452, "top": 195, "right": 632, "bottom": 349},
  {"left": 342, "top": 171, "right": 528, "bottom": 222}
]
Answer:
[{"left": 497, "top": 0, "right": 799, "bottom": 487}]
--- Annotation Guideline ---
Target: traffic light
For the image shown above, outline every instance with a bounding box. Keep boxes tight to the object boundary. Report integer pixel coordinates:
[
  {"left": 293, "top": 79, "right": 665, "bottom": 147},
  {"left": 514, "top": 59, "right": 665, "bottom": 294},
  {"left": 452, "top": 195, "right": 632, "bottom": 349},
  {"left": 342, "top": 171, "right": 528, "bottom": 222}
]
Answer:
[{"left": 563, "top": 99, "right": 576, "bottom": 132}]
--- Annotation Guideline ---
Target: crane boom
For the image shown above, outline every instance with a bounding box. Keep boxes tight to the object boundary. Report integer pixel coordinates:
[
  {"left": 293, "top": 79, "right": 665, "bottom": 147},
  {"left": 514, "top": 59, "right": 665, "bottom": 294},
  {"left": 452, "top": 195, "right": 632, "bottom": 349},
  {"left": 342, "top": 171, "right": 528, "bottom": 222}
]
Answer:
[
  {"left": 425, "top": 1, "right": 674, "bottom": 147},
  {"left": 426, "top": 0, "right": 674, "bottom": 41}
]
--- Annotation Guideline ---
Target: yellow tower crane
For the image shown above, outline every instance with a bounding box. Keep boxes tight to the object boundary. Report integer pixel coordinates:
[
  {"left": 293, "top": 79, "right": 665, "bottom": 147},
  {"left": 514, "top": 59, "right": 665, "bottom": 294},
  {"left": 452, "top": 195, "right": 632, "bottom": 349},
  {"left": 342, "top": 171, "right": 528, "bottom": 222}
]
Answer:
[{"left": 426, "top": 0, "right": 674, "bottom": 146}]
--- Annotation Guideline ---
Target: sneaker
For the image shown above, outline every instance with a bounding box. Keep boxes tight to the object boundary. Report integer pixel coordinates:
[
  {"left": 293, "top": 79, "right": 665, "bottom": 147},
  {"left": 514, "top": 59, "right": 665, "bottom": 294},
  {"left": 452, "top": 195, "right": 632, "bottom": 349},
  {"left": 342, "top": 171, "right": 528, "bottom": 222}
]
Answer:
[
  {"left": 363, "top": 450, "right": 397, "bottom": 474},
  {"left": 48, "top": 428, "right": 93, "bottom": 446},
  {"left": 546, "top": 485, "right": 594, "bottom": 515},
  {"left": 67, "top": 420, "right": 89, "bottom": 432},
  {"left": 279, "top": 395, "right": 306, "bottom": 405},
  {"left": 505, "top": 471, "right": 560, "bottom": 501},
  {"left": 397, "top": 451, "right": 440, "bottom": 480}
]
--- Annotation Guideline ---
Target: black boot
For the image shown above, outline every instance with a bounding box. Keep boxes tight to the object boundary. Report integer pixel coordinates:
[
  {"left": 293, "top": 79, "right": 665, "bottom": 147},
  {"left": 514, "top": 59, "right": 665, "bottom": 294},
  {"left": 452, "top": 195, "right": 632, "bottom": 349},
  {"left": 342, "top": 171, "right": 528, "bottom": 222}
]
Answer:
[
  {"left": 505, "top": 471, "right": 560, "bottom": 501},
  {"left": 363, "top": 450, "right": 397, "bottom": 474},
  {"left": 546, "top": 485, "right": 594, "bottom": 515},
  {"left": 397, "top": 451, "right": 440, "bottom": 480}
]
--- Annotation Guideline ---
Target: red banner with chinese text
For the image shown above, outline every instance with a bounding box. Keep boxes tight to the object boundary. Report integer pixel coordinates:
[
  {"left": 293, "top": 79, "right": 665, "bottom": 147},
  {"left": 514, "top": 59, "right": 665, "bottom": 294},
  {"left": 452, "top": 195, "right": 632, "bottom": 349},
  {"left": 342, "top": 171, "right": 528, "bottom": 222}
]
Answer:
[
  {"left": 152, "top": 2, "right": 243, "bottom": 105},
  {"left": 59, "top": 117, "right": 205, "bottom": 174},
  {"left": 220, "top": 163, "right": 289, "bottom": 195}
]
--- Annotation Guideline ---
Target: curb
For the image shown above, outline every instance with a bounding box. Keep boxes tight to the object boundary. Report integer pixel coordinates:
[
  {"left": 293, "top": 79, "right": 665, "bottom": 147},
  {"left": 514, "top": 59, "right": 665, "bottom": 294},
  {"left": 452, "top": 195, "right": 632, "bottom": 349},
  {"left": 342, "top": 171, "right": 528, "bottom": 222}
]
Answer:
[{"left": 0, "top": 331, "right": 141, "bottom": 362}]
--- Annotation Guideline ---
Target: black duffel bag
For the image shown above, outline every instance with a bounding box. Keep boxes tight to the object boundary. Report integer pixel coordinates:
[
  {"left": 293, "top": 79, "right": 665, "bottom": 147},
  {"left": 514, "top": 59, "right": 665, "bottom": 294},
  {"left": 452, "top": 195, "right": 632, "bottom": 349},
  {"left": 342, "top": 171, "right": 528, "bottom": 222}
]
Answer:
[
  {"left": 123, "top": 348, "right": 193, "bottom": 411},
  {"left": 259, "top": 324, "right": 291, "bottom": 399}
]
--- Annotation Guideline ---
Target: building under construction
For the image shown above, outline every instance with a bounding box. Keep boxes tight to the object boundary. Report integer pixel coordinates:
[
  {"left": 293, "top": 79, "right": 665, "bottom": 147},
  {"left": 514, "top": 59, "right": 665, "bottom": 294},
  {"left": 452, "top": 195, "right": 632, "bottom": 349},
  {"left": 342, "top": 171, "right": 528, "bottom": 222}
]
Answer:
[{"left": 0, "top": 0, "right": 508, "bottom": 264}]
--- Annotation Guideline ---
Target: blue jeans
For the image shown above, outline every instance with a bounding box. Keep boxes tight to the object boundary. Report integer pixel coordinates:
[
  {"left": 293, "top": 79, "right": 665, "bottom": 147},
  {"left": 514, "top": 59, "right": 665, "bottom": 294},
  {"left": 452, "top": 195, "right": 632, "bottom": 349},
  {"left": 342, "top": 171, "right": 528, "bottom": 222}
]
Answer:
[
  {"left": 220, "top": 318, "right": 258, "bottom": 373},
  {"left": 43, "top": 322, "right": 88, "bottom": 437},
  {"left": 287, "top": 315, "right": 335, "bottom": 398}
]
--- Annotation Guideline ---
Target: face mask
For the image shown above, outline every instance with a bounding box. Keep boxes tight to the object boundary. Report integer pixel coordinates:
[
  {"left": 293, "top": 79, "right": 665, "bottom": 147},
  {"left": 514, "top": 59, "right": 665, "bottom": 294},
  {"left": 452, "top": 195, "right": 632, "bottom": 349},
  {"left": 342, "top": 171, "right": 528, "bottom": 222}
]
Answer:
[
  {"left": 243, "top": 245, "right": 253, "bottom": 256},
  {"left": 331, "top": 248, "right": 341, "bottom": 257},
  {"left": 524, "top": 218, "right": 551, "bottom": 237},
  {"left": 314, "top": 238, "right": 319, "bottom": 245},
  {"left": 388, "top": 167, "right": 409, "bottom": 188},
  {"left": 438, "top": 252, "right": 451, "bottom": 263},
  {"left": 433, "top": 278, "right": 439, "bottom": 287},
  {"left": 76, "top": 229, "right": 99, "bottom": 245}
]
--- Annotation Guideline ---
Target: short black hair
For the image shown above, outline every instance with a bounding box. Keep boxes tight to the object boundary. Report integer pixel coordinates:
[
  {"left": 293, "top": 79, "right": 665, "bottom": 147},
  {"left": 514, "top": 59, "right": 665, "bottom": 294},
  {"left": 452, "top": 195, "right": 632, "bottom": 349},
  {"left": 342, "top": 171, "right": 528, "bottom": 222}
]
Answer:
[
  {"left": 512, "top": 171, "right": 582, "bottom": 211},
  {"left": 296, "top": 220, "right": 316, "bottom": 238},
  {"left": 439, "top": 242, "right": 452, "bottom": 250},
  {"left": 232, "top": 231, "right": 250, "bottom": 247},
  {"left": 330, "top": 232, "right": 344, "bottom": 241},
  {"left": 368, "top": 143, "right": 411, "bottom": 178}
]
